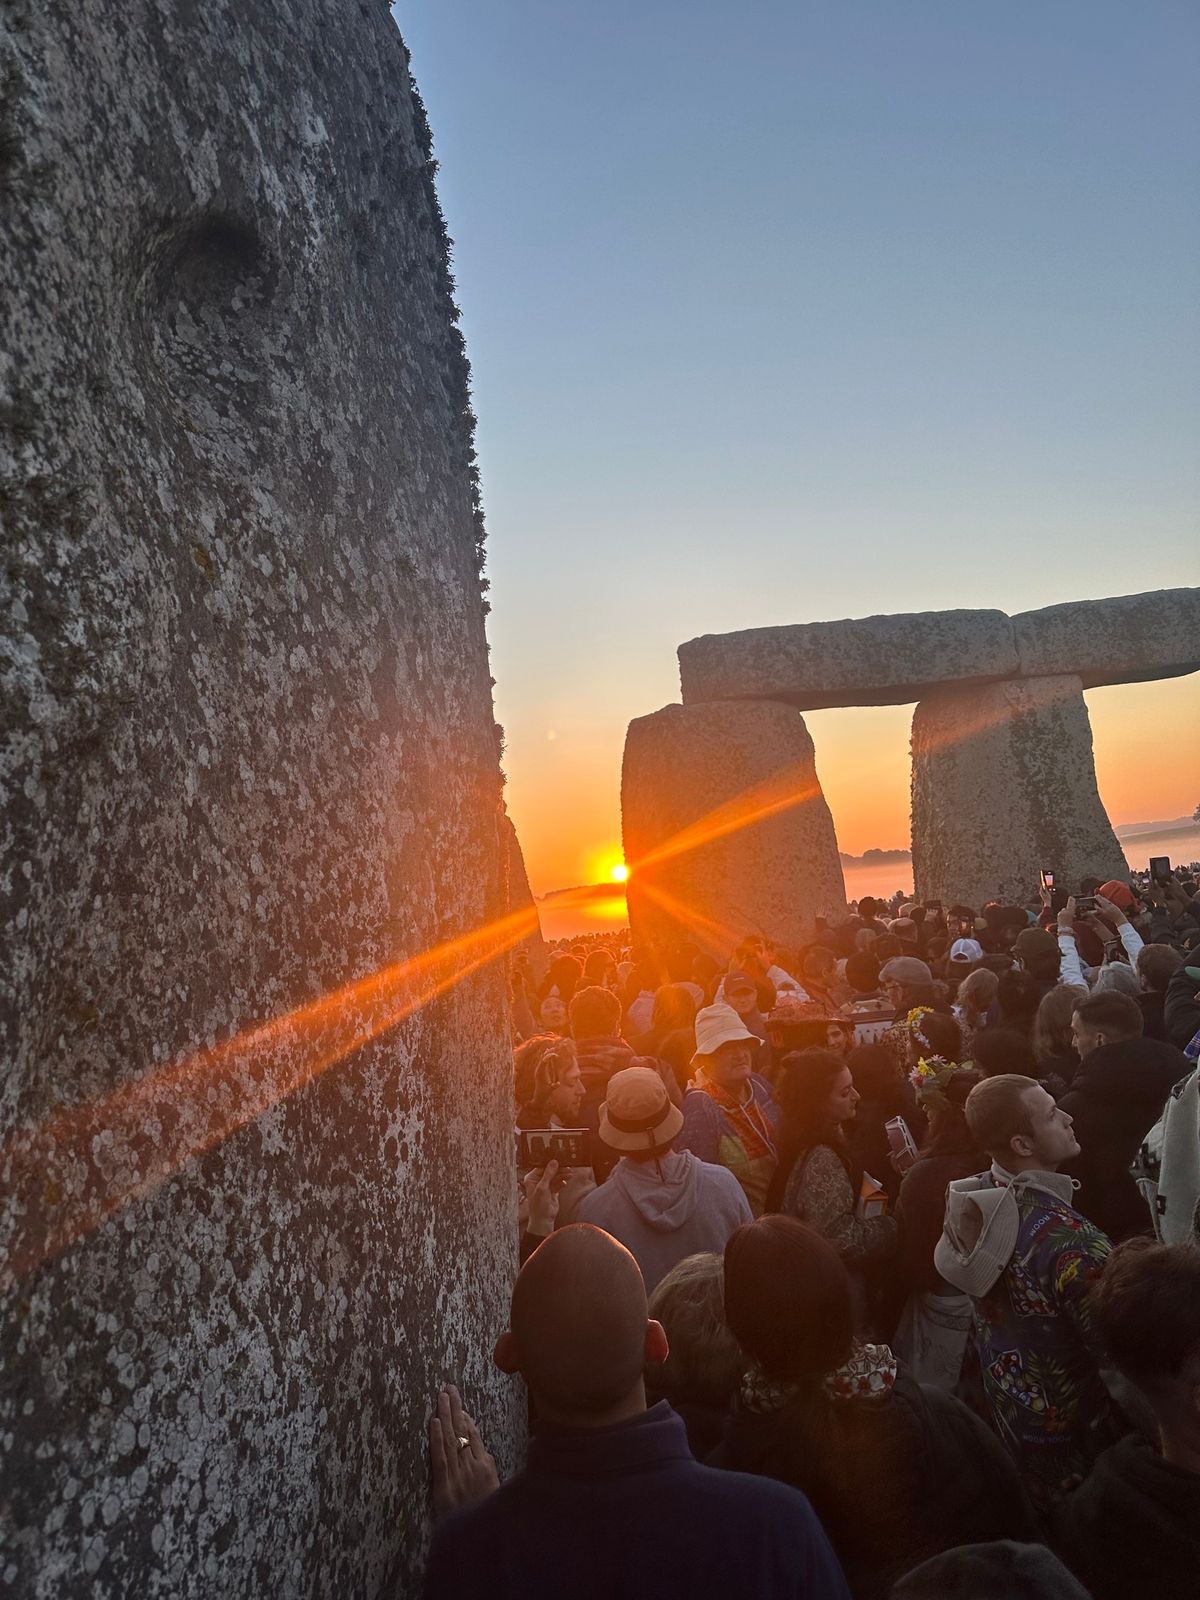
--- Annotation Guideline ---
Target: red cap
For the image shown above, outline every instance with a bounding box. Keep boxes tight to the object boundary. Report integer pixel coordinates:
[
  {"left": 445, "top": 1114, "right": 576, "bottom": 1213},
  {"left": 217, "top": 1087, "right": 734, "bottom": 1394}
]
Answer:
[{"left": 1099, "top": 880, "right": 1138, "bottom": 912}]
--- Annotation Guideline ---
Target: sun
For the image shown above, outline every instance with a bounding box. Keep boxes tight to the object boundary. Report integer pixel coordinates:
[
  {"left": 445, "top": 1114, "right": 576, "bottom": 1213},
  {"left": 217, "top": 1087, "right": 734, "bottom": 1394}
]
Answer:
[{"left": 610, "top": 862, "right": 629, "bottom": 883}]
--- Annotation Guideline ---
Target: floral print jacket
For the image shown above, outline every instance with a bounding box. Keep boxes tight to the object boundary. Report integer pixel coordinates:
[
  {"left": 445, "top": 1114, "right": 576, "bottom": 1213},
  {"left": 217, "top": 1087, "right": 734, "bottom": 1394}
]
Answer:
[{"left": 971, "top": 1175, "right": 1124, "bottom": 1511}]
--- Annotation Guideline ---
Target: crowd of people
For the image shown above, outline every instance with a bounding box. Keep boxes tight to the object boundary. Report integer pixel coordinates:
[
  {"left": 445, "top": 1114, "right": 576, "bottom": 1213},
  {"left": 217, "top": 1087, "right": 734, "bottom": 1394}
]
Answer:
[{"left": 425, "top": 869, "right": 1200, "bottom": 1598}]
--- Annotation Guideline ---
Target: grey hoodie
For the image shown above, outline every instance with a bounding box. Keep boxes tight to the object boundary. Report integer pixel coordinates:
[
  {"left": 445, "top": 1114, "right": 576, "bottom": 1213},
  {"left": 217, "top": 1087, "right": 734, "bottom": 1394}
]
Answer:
[
  {"left": 935, "top": 1165, "right": 1081, "bottom": 1298},
  {"left": 575, "top": 1149, "right": 752, "bottom": 1293}
]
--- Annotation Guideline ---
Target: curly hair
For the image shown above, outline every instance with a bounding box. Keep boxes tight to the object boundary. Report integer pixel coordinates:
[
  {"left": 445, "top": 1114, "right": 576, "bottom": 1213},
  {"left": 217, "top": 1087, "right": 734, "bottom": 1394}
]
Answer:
[
  {"left": 765, "top": 1049, "right": 855, "bottom": 1213},
  {"left": 513, "top": 1034, "right": 578, "bottom": 1114}
]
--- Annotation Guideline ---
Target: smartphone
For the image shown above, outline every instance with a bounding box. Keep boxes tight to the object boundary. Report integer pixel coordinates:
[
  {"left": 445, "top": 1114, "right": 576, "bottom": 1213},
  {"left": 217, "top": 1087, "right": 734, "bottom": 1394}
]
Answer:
[
  {"left": 1075, "top": 895, "right": 1099, "bottom": 915},
  {"left": 1149, "top": 856, "right": 1171, "bottom": 884},
  {"left": 1040, "top": 868, "right": 1055, "bottom": 891},
  {"left": 515, "top": 1128, "right": 589, "bottom": 1169},
  {"left": 883, "top": 1120, "right": 921, "bottom": 1158}
]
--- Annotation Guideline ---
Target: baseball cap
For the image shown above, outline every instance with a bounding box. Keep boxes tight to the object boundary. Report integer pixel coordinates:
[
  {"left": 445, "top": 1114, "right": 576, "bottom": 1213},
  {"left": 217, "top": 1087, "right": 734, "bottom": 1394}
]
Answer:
[
  {"left": 949, "top": 938, "right": 984, "bottom": 964},
  {"left": 1098, "top": 880, "right": 1139, "bottom": 913}
]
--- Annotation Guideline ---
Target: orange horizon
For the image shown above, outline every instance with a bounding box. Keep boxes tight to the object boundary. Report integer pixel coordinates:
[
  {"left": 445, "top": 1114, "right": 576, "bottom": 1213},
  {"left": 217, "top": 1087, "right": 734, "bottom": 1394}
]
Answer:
[{"left": 508, "top": 676, "right": 1199, "bottom": 897}]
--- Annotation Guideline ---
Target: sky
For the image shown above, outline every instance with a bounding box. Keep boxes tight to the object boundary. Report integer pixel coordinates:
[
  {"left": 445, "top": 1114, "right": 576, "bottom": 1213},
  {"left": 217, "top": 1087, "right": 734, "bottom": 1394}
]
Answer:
[{"left": 396, "top": 1, "right": 1199, "bottom": 894}]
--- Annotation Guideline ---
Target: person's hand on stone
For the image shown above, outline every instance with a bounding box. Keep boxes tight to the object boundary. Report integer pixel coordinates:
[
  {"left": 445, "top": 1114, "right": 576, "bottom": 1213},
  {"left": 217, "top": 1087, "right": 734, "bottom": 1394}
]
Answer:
[{"left": 429, "top": 1383, "right": 499, "bottom": 1524}]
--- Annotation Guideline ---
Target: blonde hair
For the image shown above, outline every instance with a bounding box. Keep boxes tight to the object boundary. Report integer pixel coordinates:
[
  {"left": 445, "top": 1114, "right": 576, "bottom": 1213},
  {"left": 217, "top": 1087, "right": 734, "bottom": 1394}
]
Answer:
[
  {"left": 513, "top": 1034, "right": 578, "bottom": 1112},
  {"left": 646, "top": 1253, "right": 742, "bottom": 1404}
]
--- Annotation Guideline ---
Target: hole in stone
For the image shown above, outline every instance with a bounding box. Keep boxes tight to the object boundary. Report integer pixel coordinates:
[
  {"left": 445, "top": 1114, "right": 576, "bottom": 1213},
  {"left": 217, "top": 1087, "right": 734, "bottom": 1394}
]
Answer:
[{"left": 136, "top": 210, "right": 278, "bottom": 418}]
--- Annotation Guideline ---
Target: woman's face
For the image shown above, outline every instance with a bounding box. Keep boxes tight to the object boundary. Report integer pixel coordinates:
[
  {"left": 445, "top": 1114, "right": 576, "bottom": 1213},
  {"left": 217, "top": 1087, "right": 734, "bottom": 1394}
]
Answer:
[
  {"left": 881, "top": 977, "right": 904, "bottom": 1011},
  {"left": 826, "top": 1023, "right": 851, "bottom": 1055},
  {"left": 826, "top": 1067, "right": 860, "bottom": 1125},
  {"left": 546, "top": 1062, "right": 584, "bottom": 1124},
  {"left": 709, "top": 1040, "right": 753, "bottom": 1090}
]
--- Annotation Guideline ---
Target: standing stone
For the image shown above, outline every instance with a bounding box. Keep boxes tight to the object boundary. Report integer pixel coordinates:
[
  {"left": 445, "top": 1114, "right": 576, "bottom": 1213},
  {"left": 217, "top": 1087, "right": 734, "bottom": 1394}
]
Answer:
[
  {"left": 911, "top": 675, "right": 1129, "bottom": 907},
  {"left": 0, "top": 5, "right": 520, "bottom": 1597},
  {"left": 501, "top": 810, "right": 548, "bottom": 982},
  {"left": 622, "top": 703, "right": 846, "bottom": 955}
]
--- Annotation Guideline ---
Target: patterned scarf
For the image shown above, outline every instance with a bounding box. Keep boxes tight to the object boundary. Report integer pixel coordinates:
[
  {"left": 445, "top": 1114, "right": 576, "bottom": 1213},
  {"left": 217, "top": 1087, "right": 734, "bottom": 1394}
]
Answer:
[
  {"left": 693, "top": 1075, "right": 776, "bottom": 1162},
  {"left": 741, "top": 1343, "right": 898, "bottom": 1411}
]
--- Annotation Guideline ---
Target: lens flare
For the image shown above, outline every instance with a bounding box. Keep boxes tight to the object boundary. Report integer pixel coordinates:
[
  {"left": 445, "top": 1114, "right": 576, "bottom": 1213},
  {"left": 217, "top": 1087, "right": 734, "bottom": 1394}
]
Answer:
[{"left": 1, "top": 902, "right": 540, "bottom": 1289}]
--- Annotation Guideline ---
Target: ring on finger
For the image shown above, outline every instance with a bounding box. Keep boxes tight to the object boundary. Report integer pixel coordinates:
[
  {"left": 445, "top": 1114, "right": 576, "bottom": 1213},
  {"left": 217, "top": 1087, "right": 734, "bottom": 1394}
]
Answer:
[{"left": 456, "top": 1435, "right": 470, "bottom": 1451}]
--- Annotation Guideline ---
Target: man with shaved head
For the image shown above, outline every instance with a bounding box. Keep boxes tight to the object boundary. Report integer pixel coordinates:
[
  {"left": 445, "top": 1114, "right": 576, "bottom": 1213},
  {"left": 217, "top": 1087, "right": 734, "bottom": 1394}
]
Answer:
[{"left": 423, "top": 1225, "right": 849, "bottom": 1599}]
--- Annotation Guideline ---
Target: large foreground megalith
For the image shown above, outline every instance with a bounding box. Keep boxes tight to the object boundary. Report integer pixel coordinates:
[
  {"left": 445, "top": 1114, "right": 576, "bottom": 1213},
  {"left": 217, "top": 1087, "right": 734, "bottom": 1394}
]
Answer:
[
  {"left": 1, "top": 5, "right": 521, "bottom": 1596},
  {"left": 910, "top": 675, "right": 1130, "bottom": 906},
  {"left": 622, "top": 703, "right": 847, "bottom": 954}
]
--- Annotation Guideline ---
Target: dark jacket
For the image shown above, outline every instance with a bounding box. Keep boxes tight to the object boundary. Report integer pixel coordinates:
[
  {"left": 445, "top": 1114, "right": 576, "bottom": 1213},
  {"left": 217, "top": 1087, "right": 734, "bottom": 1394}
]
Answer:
[
  {"left": 1052, "top": 1432, "right": 1200, "bottom": 1600},
  {"left": 423, "top": 1402, "right": 851, "bottom": 1600},
  {"left": 644, "top": 1382, "right": 732, "bottom": 1462},
  {"left": 1164, "top": 966, "right": 1200, "bottom": 1053},
  {"left": 895, "top": 1149, "right": 981, "bottom": 1293},
  {"left": 711, "top": 1377, "right": 1033, "bottom": 1600},
  {"left": 847, "top": 1049, "right": 925, "bottom": 1205},
  {"left": 1061, "top": 1036, "right": 1191, "bottom": 1240},
  {"left": 1137, "top": 988, "right": 1168, "bottom": 1042}
]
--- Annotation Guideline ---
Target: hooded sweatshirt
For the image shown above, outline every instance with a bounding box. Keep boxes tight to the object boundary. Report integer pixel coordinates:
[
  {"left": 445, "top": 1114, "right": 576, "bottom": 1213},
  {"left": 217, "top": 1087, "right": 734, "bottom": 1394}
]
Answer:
[
  {"left": 1052, "top": 1432, "right": 1200, "bottom": 1600},
  {"left": 574, "top": 1149, "right": 752, "bottom": 1293},
  {"left": 935, "top": 1165, "right": 1123, "bottom": 1510},
  {"left": 1060, "top": 1036, "right": 1190, "bottom": 1241}
]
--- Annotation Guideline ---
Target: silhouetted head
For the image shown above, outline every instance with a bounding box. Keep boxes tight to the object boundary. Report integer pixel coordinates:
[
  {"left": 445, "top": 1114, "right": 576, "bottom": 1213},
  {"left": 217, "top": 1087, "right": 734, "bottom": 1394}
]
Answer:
[
  {"left": 495, "top": 1225, "right": 666, "bottom": 1425},
  {"left": 724, "top": 1216, "right": 854, "bottom": 1383}
]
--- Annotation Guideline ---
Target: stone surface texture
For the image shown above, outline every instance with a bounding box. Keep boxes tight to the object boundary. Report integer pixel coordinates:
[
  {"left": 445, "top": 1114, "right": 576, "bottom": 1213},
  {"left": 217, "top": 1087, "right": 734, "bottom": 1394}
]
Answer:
[
  {"left": 1013, "top": 588, "right": 1200, "bottom": 688},
  {"left": 678, "top": 609, "right": 1018, "bottom": 709},
  {"left": 622, "top": 703, "right": 846, "bottom": 954},
  {"left": 501, "top": 811, "right": 547, "bottom": 981},
  {"left": 677, "top": 590, "right": 1200, "bottom": 710},
  {"left": 910, "top": 676, "right": 1130, "bottom": 907},
  {"left": 0, "top": 4, "right": 521, "bottom": 1596}
]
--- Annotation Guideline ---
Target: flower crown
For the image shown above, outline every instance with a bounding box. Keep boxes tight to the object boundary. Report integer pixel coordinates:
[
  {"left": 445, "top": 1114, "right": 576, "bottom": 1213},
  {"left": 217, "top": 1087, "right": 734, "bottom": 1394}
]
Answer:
[
  {"left": 909, "top": 1053, "right": 974, "bottom": 1111},
  {"left": 905, "top": 1005, "right": 937, "bottom": 1050}
]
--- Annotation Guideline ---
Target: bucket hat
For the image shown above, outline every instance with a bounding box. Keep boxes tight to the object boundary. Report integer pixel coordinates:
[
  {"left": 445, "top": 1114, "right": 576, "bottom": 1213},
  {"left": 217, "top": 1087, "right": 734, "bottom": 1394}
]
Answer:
[{"left": 598, "top": 1066, "right": 684, "bottom": 1153}]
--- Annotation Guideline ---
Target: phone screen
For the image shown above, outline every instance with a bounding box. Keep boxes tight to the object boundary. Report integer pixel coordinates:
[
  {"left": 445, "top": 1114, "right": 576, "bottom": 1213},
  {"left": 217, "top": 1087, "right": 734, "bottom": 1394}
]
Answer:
[
  {"left": 1040, "top": 869, "right": 1055, "bottom": 891},
  {"left": 516, "top": 1128, "right": 589, "bottom": 1169}
]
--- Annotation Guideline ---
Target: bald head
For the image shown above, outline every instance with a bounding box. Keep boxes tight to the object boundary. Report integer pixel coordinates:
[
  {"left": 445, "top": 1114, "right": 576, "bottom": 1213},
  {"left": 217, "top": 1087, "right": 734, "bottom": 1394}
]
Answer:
[{"left": 504, "top": 1225, "right": 653, "bottom": 1422}]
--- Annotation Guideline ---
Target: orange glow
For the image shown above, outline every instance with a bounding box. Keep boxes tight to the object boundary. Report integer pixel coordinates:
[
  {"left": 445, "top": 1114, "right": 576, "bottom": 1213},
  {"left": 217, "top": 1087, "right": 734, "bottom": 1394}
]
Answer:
[
  {"left": 2, "top": 902, "right": 540, "bottom": 1289},
  {"left": 610, "top": 862, "right": 629, "bottom": 882},
  {"left": 633, "top": 764, "right": 823, "bottom": 875},
  {"left": 637, "top": 879, "right": 751, "bottom": 953}
]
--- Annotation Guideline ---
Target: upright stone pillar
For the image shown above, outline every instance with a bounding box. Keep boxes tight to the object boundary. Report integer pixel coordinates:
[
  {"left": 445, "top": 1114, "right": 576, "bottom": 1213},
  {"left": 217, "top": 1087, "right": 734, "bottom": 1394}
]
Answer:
[
  {"left": 911, "top": 674, "right": 1129, "bottom": 907},
  {"left": 501, "top": 809, "right": 548, "bottom": 983},
  {"left": 0, "top": 6, "right": 521, "bottom": 1595},
  {"left": 622, "top": 702, "right": 846, "bottom": 956}
]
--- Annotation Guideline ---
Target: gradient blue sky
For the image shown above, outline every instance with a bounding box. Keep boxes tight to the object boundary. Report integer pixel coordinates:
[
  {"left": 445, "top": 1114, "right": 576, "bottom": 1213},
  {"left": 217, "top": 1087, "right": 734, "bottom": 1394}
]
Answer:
[{"left": 396, "top": 1, "right": 1199, "bottom": 890}]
